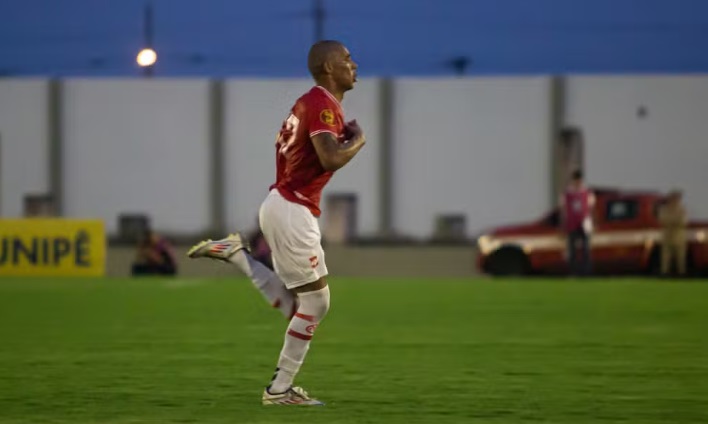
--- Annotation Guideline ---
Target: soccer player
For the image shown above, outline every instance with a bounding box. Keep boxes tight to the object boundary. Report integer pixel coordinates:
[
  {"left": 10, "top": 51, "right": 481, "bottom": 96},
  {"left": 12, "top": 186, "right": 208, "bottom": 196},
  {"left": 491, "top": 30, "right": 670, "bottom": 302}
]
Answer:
[{"left": 187, "top": 40, "right": 365, "bottom": 406}]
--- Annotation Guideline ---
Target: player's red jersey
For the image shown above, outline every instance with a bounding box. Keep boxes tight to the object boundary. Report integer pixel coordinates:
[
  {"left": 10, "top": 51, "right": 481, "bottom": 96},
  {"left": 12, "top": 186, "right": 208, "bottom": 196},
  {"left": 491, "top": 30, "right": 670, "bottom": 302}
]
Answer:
[{"left": 270, "top": 86, "right": 345, "bottom": 217}]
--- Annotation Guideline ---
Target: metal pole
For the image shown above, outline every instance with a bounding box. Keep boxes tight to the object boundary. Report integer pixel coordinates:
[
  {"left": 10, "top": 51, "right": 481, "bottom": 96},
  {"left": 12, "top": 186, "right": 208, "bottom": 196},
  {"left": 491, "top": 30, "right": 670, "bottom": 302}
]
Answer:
[
  {"left": 209, "top": 80, "right": 226, "bottom": 236},
  {"left": 549, "top": 76, "right": 566, "bottom": 207},
  {"left": 378, "top": 78, "right": 394, "bottom": 236},
  {"left": 143, "top": 2, "right": 155, "bottom": 77},
  {"left": 313, "top": 0, "right": 325, "bottom": 42},
  {"left": 0, "top": 131, "right": 3, "bottom": 215},
  {"left": 48, "top": 79, "right": 63, "bottom": 216}
]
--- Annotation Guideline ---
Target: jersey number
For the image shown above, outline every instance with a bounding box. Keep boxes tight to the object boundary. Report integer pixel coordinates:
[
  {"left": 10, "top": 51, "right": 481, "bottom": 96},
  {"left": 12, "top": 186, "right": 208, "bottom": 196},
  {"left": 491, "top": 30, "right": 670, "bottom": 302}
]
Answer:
[{"left": 276, "top": 114, "right": 300, "bottom": 155}]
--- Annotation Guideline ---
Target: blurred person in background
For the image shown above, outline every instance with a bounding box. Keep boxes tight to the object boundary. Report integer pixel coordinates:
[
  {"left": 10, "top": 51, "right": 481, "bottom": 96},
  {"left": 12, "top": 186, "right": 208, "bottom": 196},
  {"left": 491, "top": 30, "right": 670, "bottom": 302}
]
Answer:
[
  {"left": 246, "top": 217, "right": 274, "bottom": 271},
  {"left": 131, "top": 229, "right": 177, "bottom": 277},
  {"left": 560, "top": 170, "right": 595, "bottom": 276},
  {"left": 658, "top": 190, "right": 688, "bottom": 277}
]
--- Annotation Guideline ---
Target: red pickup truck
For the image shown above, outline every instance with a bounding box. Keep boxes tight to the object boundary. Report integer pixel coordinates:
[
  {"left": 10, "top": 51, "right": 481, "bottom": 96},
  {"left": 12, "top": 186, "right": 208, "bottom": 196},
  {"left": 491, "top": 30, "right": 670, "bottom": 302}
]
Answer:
[{"left": 476, "top": 188, "right": 708, "bottom": 276}]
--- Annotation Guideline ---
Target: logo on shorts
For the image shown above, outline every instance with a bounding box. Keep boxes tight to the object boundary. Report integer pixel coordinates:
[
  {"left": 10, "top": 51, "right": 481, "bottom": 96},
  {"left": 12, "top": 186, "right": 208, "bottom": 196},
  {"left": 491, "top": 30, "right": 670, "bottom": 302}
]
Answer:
[
  {"left": 306, "top": 324, "right": 318, "bottom": 334},
  {"left": 309, "top": 255, "right": 319, "bottom": 269},
  {"left": 320, "top": 109, "right": 335, "bottom": 126}
]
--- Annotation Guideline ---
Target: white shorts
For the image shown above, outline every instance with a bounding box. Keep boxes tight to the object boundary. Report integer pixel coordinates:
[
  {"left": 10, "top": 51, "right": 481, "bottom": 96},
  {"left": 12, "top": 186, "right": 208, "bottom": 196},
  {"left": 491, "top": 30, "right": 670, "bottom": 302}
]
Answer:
[{"left": 258, "top": 189, "right": 328, "bottom": 289}]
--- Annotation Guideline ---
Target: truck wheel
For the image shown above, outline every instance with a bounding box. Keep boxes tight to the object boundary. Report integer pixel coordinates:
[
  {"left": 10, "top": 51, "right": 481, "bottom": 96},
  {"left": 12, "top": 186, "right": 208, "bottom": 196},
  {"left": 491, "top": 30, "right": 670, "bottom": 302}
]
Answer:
[{"left": 486, "top": 247, "right": 530, "bottom": 276}]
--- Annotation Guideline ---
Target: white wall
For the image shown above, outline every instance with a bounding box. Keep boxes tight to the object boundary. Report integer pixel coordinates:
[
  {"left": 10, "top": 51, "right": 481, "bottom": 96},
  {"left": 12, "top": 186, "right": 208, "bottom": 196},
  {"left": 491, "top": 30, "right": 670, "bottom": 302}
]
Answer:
[
  {"left": 224, "top": 79, "right": 312, "bottom": 233},
  {"left": 322, "top": 79, "right": 381, "bottom": 236},
  {"left": 392, "top": 78, "right": 552, "bottom": 238},
  {"left": 566, "top": 76, "right": 708, "bottom": 219},
  {"left": 6, "top": 75, "right": 708, "bottom": 238},
  {"left": 224, "top": 79, "right": 381, "bottom": 236},
  {"left": 0, "top": 80, "right": 49, "bottom": 217},
  {"left": 62, "top": 80, "right": 211, "bottom": 234}
]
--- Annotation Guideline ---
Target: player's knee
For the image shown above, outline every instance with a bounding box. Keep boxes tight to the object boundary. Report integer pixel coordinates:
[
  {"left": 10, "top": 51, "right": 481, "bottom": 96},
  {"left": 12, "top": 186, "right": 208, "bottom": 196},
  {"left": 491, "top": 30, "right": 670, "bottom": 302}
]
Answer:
[
  {"left": 316, "top": 286, "right": 330, "bottom": 319},
  {"left": 298, "top": 285, "right": 330, "bottom": 321},
  {"left": 310, "top": 286, "right": 330, "bottom": 320}
]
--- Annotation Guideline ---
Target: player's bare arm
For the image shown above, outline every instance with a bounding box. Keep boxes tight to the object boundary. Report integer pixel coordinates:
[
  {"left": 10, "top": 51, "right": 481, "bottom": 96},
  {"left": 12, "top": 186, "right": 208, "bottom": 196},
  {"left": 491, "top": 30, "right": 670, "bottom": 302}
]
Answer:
[{"left": 311, "top": 120, "right": 366, "bottom": 171}]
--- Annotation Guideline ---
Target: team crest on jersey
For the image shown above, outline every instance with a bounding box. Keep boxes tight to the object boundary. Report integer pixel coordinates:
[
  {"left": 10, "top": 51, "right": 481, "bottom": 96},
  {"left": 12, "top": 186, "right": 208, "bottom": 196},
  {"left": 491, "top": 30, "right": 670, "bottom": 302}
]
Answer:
[{"left": 319, "top": 109, "right": 335, "bottom": 126}]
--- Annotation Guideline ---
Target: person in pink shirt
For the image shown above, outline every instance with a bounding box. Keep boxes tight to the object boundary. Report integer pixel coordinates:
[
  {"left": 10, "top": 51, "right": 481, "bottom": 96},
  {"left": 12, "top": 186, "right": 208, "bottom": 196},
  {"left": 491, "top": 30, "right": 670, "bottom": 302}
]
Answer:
[{"left": 559, "top": 170, "right": 595, "bottom": 276}]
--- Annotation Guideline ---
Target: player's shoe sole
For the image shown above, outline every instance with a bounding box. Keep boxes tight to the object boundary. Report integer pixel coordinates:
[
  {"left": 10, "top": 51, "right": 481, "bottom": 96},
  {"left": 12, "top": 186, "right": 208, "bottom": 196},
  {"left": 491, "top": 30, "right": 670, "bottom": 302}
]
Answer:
[
  {"left": 262, "top": 386, "right": 324, "bottom": 406},
  {"left": 187, "top": 233, "right": 249, "bottom": 261}
]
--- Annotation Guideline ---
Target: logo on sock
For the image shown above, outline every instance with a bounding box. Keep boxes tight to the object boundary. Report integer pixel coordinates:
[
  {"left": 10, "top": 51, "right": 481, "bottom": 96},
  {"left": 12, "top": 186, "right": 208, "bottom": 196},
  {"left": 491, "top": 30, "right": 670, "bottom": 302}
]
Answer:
[{"left": 305, "top": 324, "right": 318, "bottom": 334}]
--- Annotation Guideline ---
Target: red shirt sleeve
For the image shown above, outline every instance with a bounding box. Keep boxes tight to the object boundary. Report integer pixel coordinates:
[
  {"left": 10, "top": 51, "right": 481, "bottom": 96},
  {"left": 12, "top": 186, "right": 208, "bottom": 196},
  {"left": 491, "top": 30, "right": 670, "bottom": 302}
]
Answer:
[{"left": 306, "top": 95, "right": 340, "bottom": 138}]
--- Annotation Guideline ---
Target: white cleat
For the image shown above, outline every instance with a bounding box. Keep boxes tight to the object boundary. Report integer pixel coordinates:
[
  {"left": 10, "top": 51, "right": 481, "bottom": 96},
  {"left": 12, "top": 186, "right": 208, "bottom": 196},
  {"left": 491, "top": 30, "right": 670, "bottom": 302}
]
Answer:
[
  {"left": 262, "top": 386, "right": 325, "bottom": 406},
  {"left": 187, "top": 233, "right": 249, "bottom": 261}
]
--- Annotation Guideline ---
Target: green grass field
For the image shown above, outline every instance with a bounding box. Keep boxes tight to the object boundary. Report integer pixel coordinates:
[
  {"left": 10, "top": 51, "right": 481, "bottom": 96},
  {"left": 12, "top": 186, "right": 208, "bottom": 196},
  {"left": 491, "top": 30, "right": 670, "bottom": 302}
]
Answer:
[{"left": 0, "top": 277, "right": 707, "bottom": 424}]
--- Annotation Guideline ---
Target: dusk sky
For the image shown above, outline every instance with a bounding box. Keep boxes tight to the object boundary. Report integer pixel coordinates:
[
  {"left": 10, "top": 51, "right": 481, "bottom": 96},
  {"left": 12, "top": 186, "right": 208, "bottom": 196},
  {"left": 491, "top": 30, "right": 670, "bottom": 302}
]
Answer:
[{"left": 1, "top": 0, "right": 708, "bottom": 77}]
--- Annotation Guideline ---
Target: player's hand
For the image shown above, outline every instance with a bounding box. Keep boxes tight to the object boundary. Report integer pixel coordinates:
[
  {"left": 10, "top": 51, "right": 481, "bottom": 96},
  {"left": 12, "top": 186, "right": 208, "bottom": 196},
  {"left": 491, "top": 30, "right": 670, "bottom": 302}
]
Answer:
[{"left": 345, "top": 120, "right": 365, "bottom": 143}]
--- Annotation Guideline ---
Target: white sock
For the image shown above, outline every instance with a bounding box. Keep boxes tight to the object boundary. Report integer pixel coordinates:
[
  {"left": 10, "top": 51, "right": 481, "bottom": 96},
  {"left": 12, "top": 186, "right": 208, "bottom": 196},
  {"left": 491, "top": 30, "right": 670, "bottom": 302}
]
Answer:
[
  {"left": 268, "top": 286, "right": 330, "bottom": 393},
  {"left": 229, "top": 250, "right": 296, "bottom": 319}
]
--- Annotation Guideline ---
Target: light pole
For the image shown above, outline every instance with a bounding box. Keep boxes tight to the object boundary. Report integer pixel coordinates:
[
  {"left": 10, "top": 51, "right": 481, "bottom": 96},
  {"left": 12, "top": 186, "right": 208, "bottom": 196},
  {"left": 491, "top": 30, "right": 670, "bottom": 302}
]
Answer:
[
  {"left": 136, "top": 2, "right": 157, "bottom": 76},
  {"left": 313, "top": 0, "right": 325, "bottom": 43}
]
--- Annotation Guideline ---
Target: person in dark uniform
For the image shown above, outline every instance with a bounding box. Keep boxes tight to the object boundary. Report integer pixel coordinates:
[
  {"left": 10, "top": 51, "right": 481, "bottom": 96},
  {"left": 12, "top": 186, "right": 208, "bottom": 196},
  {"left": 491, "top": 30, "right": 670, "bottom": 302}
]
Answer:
[{"left": 132, "top": 229, "right": 177, "bottom": 276}]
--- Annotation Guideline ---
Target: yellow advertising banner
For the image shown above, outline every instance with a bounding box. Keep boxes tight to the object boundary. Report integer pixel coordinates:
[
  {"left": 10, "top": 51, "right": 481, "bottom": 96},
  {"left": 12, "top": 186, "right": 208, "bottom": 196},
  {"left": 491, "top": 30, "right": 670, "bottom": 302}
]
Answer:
[{"left": 0, "top": 219, "right": 106, "bottom": 277}]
